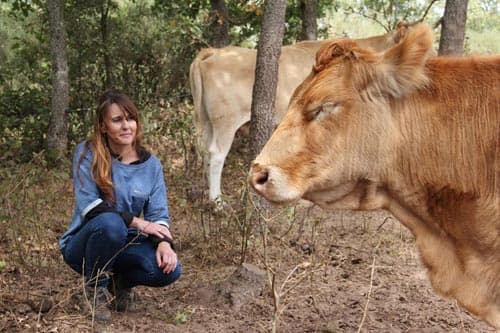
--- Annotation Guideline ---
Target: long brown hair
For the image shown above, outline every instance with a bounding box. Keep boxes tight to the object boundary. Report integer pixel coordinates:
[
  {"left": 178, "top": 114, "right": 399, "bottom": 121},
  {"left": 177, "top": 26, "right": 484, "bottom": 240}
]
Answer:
[{"left": 80, "top": 89, "right": 143, "bottom": 203}]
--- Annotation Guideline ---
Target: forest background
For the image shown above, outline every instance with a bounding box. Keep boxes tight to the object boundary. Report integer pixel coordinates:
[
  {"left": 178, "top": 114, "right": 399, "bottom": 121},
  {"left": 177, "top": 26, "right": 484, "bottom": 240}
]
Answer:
[
  {"left": 1, "top": 0, "right": 499, "bottom": 165},
  {"left": 0, "top": 1, "right": 499, "bottom": 332}
]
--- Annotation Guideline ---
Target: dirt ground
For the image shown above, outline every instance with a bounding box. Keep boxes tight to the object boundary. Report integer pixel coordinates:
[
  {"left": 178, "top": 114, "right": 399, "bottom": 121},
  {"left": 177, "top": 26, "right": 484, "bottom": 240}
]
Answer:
[
  {"left": 1, "top": 208, "right": 497, "bottom": 333},
  {"left": 0, "top": 138, "right": 497, "bottom": 333}
]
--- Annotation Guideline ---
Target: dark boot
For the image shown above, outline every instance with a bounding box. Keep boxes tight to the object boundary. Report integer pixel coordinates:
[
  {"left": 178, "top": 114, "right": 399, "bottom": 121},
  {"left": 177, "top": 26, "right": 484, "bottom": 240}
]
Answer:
[
  {"left": 83, "top": 286, "right": 112, "bottom": 322},
  {"left": 108, "top": 277, "right": 138, "bottom": 312}
]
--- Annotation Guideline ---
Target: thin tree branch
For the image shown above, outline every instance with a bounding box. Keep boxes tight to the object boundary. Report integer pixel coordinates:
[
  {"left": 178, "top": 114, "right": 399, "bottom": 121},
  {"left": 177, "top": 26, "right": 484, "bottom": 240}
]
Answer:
[{"left": 420, "top": 0, "right": 440, "bottom": 22}]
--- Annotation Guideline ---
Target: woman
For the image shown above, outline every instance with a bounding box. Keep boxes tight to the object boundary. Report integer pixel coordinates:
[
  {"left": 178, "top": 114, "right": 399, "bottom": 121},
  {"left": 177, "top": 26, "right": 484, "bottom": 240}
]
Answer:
[{"left": 59, "top": 89, "right": 181, "bottom": 322}]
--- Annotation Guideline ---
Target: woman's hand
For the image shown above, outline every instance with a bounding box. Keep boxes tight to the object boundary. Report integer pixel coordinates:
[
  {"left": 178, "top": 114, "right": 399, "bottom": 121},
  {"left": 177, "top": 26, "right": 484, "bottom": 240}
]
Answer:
[
  {"left": 156, "top": 242, "right": 178, "bottom": 274},
  {"left": 131, "top": 217, "right": 172, "bottom": 239}
]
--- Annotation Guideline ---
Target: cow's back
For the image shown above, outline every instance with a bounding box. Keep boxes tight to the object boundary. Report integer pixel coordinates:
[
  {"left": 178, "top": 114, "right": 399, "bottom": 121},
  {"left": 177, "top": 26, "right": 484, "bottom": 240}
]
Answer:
[
  {"left": 189, "top": 46, "right": 256, "bottom": 158},
  {"left": 199, "top": 46, "right": 256, "bottom": 124},
  {"left": 192, "top": 44, "right": 323, "bottom": 132}
]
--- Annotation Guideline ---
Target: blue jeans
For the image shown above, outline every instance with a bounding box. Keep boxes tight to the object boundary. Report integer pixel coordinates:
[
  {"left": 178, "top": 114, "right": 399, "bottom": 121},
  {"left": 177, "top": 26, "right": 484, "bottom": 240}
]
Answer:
[{"left": 62, "top": 212, "right": 181, "bottom": 289}]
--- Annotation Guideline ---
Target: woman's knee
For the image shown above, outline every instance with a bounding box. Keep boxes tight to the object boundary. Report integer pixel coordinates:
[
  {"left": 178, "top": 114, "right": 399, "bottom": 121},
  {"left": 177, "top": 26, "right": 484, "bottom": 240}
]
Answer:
[
  {"left": 156, "top": 262, "right": 182, "bottom": 287},
  {"left": 89, "top": 212, "right": 128, "bottom": 244},
  {"left": 169, "top": 262, "right": 182, "bottom": 282}
]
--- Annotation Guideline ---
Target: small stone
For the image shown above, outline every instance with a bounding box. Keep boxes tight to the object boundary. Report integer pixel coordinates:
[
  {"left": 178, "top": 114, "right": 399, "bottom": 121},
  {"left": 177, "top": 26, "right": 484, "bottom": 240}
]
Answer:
[{"left": 351, "top": 258, "right": 362, "bottom": 264}]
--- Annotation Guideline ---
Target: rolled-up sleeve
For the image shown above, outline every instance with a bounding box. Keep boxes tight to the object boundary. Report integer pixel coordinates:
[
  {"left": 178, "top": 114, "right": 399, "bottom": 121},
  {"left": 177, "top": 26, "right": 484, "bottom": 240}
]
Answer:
[
  {"left": 144, "top": 161, "right": 170, "bottom": 228},
  {"left": 73, "top": 143, "right": 103, "bottom": 218}
]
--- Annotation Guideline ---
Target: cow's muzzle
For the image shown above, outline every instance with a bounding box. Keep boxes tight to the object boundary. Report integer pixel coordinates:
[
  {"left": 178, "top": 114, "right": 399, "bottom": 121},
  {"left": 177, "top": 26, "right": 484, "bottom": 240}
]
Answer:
[{"left": 248, "top": 162, "right": 269, "bottom": 194}]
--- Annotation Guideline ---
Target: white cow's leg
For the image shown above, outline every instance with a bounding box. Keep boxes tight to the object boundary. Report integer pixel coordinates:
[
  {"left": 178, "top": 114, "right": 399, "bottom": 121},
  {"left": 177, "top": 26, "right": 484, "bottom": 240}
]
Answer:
[
  {"left": 208, "top": 151, "right": 226, "bottom": 202},
  {"left": 206, "top": 112, "right": 250, "bottom": 204},
  {"left": 207, "top": 126, "right": 239, "bottom": 203}
]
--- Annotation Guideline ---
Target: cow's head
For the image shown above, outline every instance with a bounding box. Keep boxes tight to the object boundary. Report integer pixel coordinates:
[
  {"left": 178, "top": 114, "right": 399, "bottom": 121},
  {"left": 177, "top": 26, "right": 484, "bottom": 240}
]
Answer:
[{"left": 249, "top": 23, "right": 434, "bottom": 207}]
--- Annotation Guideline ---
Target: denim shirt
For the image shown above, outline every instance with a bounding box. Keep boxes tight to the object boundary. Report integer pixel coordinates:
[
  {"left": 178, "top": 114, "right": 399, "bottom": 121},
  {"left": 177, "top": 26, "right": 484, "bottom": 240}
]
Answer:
[{"left": 59, "top": 141, "right": 170, "bottom": 251}]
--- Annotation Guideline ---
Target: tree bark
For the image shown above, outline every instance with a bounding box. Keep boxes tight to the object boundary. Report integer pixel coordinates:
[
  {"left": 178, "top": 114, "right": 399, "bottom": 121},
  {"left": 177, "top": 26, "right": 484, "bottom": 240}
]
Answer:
[
  {"left": 438, "top": 0, "right": 469, "bottom": 55},
  {"left": 47, "top": 0, "right": 69, "bottom": 163},
  {"left": 299, "top": 0, "right": 317, "bottom": 41},
  {"left": 249, "top": 0, "right": 287, "bottom": 160},
  {"left": 210, "top": 0, "right": 230, "bottom": 48}
]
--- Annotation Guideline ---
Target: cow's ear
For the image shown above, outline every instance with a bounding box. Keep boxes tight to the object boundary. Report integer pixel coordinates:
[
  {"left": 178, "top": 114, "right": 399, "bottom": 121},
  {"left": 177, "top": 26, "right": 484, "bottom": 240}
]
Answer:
[
  {"left": 314, "top": 39, "right": 358, "bottom": 72},
  {"left": 374, "top": 23, "right": 434, "bottom": 98},
  {"left": 393, "top": 21, "right": 410, "bottom": 44}
]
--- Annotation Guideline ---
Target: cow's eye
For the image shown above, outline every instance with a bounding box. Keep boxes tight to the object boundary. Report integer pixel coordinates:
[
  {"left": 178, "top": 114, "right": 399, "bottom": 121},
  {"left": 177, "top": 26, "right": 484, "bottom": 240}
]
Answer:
[{"left": 309, "top": 102, "right": 340, "bottom": 121}]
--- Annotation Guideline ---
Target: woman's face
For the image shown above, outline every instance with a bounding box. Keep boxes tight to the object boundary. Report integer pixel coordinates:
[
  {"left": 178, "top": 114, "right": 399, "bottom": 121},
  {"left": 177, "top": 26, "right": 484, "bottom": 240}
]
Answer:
[{"left": 101, "top": 103, "right": 137, "bottom": 152}]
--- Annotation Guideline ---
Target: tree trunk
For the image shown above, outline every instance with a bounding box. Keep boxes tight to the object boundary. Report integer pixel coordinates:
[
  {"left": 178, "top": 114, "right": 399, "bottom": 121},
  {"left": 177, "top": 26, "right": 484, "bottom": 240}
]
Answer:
[
  {"left": 210, "top": 0, "right": 230, "bottom": 48},
  {"left": 438, "top": 0, "right": 469, "bottom": 55},
  {"left": 299, "top": 0, "right": 317, "bottom": 41},
  {"left": 47, "top": 0, "right": 69, "bottom": 163},
  {"left": 249, "top": 0, "right": 287, "bottom": 160},
  {"left": 101, "top": 0, "right": 112, "bottom": 88},
  {"left": 248, "top": 0, "right": 287, "bottom": 235}
]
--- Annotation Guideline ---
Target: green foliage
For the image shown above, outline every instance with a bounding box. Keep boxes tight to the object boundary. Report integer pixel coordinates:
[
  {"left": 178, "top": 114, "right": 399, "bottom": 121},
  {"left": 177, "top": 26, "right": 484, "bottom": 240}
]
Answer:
[
  {"left": 153, "top": 0, "right": 263, "bottom": 46},
  {"left": 338, "top": 0, "right": 443, "bottom": 31},
  {"left": 284, "top": 0, "right": 339, "bottom": 42},
  {"left": 0, "top": 3, "right": 52, "bottom": 163},
  {"left": 0, "top": 0, "right": 39, "bottom": 17},
  {"left": 467, "top": 0, "right": 500, "bottom": 32},
  {"left": 1, "top": 0, "right": 201, "bottom": 164},
  {"left": 465, "top": 29, "right": 500, "bottom": 54},
  {"left": 173, "top": 306, "right": 195, "bottom": 325},
  {"left": 0, "top": 3, "right": 50, "bottom": 89},
  {"left": 0, "top": 87, "right": 50, "bottom": 163},
  {"left": 63, "top": 0, "right": 177, "bottom": 107}
]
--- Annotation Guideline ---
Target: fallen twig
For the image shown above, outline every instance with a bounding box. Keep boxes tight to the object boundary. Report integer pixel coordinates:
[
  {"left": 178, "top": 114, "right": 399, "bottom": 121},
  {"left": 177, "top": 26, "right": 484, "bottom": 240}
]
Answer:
[{"left": 357, "top": 241, "right": 381, "bottom": 333}]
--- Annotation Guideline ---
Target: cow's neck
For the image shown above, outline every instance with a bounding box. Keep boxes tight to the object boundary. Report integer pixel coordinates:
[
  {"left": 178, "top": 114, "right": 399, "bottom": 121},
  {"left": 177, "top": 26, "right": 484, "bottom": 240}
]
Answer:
[
  {"left": 380, "top": 81, "right": 500, "bottom": 321},
  {"left": 389, "top": 69, "right": 497, "bottom": 199}
]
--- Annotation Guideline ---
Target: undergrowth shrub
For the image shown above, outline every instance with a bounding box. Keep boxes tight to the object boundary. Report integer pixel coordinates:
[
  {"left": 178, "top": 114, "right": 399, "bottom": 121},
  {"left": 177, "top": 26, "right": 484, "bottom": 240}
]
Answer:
[
  {"left": 0, "top": 87, "right": 51, "bottom": 165},
  {"left": 0, "top": 154, "right": 71, "bottom": 276}
]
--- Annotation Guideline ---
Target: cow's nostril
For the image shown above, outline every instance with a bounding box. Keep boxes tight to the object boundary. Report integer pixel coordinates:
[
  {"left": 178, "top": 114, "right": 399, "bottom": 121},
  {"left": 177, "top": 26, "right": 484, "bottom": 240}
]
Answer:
[{"left": 254, "top": 170, "right": 269, "bottom": 185}]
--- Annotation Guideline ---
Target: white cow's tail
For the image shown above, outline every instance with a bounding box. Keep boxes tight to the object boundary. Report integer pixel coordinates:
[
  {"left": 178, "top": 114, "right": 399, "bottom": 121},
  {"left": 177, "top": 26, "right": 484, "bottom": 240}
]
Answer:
[{"left": 189, "top": 48, "right": 215, "bottom": 160}]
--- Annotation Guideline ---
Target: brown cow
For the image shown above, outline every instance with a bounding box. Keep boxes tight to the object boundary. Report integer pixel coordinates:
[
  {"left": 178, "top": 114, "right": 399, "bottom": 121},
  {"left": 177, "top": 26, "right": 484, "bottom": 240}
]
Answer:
[
  {"left": 190, "top": 25, "right": 412, "bottom": 203},
  {"left": 249, "top": 23, "right": 500, "bottom": 328}
]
